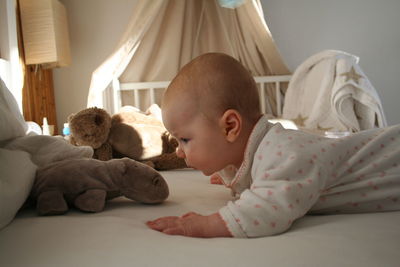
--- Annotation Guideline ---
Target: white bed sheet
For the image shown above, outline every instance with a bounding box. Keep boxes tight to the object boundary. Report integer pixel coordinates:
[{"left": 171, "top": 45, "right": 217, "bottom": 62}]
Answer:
[{"left": 1, "top": 169, "right": 399, "bottom": 267}]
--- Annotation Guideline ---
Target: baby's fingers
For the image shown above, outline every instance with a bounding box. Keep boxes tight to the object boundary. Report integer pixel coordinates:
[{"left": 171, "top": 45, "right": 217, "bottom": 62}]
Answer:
[
  {"left": 146, "top": 216, "right": 179, "bottom": 231},
  {"left": 181, "top": 212, "right": 200, "bottom": 218},
  {"left": 163, "top": 227, "right": 185, "bottom": 236}
]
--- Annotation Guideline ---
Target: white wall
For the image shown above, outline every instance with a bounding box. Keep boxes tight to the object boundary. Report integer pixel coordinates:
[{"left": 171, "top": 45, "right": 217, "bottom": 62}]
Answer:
[
  {"left": 53, "top": 0, "right": 137, "bottom": 130},
  {"left": 262, "top": 0, "right": 400, "bottom": 125},
  {"left": 53, "top": 0, "right": 400, "bottom": 132},
  {"left": 0, "top": 0, "right": 23, "bottom": 112}
]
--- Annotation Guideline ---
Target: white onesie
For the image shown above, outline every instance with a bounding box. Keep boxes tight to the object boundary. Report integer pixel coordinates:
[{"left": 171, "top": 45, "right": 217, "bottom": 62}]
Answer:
[{"left": 218, "top": 115, "right": 400, "bottom": 238}]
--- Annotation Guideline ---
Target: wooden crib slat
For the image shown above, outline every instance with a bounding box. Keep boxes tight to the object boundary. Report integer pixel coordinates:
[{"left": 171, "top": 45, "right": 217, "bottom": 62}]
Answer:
[
  {"left": 134, "top": 89, "right": 140, "bottom": 109},
  {"left": 259, "top": 83, "right": 266, "bottom": 114},
  {"left": 276, "top": 81, "right": 281, "bottom": 117},
  {"left": 150, "top": 88, "right": 155, "bottom": 106},
  {"left": 112, "top": 78, "right": 121, "bottom": 114}
]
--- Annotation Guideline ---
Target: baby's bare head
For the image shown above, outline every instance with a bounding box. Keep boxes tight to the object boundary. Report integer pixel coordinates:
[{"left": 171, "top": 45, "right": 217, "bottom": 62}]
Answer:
[{"left": 162, "top": 53, "right": 261, "bottom": 123}]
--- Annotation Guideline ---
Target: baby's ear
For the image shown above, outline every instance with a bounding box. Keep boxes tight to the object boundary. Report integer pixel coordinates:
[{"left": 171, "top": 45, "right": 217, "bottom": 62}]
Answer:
[{"left": 219, "top": 109, "right": 241, "bottom": 142}]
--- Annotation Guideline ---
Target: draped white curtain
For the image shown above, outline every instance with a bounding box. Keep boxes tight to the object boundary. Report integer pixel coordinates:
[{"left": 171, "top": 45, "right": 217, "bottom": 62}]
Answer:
[{"left": 87, "top": 0, "right": 290, "bottom": 114}]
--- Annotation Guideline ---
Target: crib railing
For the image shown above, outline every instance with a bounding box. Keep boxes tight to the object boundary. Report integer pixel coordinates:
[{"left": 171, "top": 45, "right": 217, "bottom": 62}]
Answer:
[
  {"left": 253, "top": 75, "right": 292, "bottom": 116},
  {"left": 105, "top": 75, "right": 292, "bottom": 115}
]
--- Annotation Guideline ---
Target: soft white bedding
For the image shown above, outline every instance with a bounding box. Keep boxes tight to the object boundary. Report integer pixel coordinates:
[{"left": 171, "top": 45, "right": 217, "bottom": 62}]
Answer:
[
  {"left": 0, "top": 78, "right": 94, "bottom": 229},
  {"left": 1, "top": 169, "right": 399, "bottom": 267}
]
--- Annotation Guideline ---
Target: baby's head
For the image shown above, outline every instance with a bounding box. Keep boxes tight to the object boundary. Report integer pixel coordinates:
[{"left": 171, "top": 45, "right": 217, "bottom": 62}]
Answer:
[
  {"left": 161, "top": 53, "right": 261, "bottom": 175},
  {"left": 162, "top": 52, "right": 261, "bottom": 123}
]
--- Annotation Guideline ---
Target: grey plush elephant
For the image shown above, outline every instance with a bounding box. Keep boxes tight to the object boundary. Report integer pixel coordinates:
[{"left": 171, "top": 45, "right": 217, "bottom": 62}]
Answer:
[{"left": 32, "top": 157, "right": 169, "bottom": 215}]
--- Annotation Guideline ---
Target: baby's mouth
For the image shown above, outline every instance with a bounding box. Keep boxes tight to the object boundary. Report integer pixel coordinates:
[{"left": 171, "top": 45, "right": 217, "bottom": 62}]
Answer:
[{"left": 184, "top": 160, "right": 192, "bottom": 168}]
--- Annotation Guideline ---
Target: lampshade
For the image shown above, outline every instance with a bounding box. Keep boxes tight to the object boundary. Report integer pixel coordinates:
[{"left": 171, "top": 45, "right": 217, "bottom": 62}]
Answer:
[{"left": 19, "top": 0, "right": 71, "bottom": 68}]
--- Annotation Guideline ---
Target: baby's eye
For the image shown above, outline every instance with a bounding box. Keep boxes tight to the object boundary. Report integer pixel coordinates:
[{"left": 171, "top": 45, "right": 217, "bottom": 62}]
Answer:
[{"left": 180, "top": 138, "right": 190, "bottom": 143}]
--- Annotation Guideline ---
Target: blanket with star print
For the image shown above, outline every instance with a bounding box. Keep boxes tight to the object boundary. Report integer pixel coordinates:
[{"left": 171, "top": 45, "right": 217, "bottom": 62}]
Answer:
[{"left": 282, "top": 50, "right": 387, "bottom": 134}]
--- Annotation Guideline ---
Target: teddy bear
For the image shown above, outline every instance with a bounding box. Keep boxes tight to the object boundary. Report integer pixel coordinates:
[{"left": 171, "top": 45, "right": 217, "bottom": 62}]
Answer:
[
  {"left": 68, "top": 107, "right": 112, "bottom": 161},
  {"left": 31, "top": 157, "right": 169, "bottom": 215},
  {"left": 68, "top": 106, "right": 187, "bottom": 170}
]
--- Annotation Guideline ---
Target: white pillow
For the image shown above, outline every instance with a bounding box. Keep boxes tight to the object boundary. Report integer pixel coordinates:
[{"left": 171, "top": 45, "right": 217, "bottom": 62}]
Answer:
[
  {"left": 0, "top": 78, "right": 27, "bottom": 142},
  {"left": 0, "top": 148, "right": 36, "bottom": 229}
]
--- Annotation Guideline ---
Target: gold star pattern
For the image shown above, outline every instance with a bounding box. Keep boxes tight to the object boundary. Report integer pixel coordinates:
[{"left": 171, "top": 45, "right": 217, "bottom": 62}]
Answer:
[
  {"left": 317, "top": 123, "right": 332, "bottom": 132},
  {"left": 340, "top": 66, "right": 363, "bottom": 84},
  {"left": 292, "top": 114, "right": 308, "bottom": 127}
]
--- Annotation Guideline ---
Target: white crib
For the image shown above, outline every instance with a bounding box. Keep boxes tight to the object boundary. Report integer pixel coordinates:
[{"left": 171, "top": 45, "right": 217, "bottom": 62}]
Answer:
[{"left": 104, "top": 75, "right": 292, "bottom": 116}]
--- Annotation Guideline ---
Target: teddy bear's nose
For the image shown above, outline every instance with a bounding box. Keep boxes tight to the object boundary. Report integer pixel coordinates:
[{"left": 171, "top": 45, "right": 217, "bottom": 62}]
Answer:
[{"left": 94, "top": 114, "right": 104, "bottom": 125}]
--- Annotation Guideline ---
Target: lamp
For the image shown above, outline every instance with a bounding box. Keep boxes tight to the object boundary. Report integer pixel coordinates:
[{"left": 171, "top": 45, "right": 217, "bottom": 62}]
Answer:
[{"left": 19, "top": 0, "right": 71, "bottom": 68}]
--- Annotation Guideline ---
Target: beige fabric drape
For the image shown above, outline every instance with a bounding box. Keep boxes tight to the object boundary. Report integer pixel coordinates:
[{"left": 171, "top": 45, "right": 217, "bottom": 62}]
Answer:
[{"left": 87, "top": 0, "right": 290, "bottom": 114}]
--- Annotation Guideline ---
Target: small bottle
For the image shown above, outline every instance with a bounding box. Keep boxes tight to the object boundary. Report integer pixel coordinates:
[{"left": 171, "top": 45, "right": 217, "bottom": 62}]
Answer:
[
  {"left": 63, "top": 122, "right": 70, "bottom": 136},
  {"left": 42, "top": 117, "right": 50, "bottom": 135}
]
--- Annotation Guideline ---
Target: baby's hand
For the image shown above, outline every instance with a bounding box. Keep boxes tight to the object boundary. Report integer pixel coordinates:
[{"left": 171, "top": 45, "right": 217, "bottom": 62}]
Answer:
[
  {"left": 210, "top": 173, "right": 224, "bottom": 185},
  {"left": 146, "top": 212, "right": 232, "bottom": 238}
]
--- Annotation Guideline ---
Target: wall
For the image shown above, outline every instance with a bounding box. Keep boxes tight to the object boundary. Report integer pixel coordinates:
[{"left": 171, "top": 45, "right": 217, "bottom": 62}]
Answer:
[
  {"left": 53, "top": 0, "right": 400, "bottom": 131},
  {"left": 262, "top": 0, "right": 400, "bottom": 125},
  {"left": 53, "top": 0, "right": 137, "bottom": 129},
  {"left": 0, "top": 0, "right": 23, "bottom": 111}
]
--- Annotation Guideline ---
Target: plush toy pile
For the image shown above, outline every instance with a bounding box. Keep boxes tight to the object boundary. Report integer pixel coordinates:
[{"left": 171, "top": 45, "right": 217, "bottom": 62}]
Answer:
[
  {"left": 32, "top": 157, "right": 169, "bottom": 215},
  {"left": 68, "top": 106, "right": 187, "bottom": 170},
  {"left": 0, "top": 77, "right": 170, "bottom": 224}
]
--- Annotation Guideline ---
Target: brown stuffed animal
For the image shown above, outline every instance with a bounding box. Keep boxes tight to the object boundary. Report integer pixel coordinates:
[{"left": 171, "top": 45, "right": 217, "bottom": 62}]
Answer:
[
  {"left": 68, "top": 107, "right": 187, "bottom": 170},
  {"left": 31, "top": 157, "right": 169, "bottom": 215},
  {"left": 68, "top": 107, "right": 112, "bottom": 160}
]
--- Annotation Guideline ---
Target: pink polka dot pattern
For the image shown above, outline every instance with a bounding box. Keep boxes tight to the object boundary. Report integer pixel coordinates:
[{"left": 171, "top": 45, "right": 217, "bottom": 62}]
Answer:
[{"left": 219, "top": 118, "right": 400, "bottom": 238}]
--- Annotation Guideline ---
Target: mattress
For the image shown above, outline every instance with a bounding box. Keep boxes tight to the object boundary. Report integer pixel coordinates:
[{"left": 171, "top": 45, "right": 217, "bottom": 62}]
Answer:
[{"left": 1, "top": 169, "right": 399, "bottom": 267}]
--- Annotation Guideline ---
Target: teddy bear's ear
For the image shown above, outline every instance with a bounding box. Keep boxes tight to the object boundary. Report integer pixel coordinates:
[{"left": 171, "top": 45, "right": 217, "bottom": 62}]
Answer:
[{"left": 67, "top": 113, "right": 75, "bottom": 122}]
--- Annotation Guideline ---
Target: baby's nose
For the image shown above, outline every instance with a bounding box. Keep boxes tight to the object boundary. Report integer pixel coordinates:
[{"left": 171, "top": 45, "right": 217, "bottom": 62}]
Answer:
[{"left": 176, "top": 147, "right": 186, "bottom": 159}]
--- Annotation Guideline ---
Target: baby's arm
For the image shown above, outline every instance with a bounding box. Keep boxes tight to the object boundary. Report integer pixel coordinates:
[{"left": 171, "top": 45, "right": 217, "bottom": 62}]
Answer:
[{"left": 147, "top": 212, "right": 232, "bottom": 238}]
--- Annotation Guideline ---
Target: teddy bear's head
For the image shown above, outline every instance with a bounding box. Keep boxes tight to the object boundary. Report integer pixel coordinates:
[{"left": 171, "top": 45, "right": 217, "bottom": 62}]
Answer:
[{"left": 68, "top": 107, "right": 111, "bottom": 149}]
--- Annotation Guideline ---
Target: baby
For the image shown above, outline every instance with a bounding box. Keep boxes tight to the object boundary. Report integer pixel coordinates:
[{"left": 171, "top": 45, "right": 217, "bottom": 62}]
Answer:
[{"left": 146, "top": 53, "right": 400, "bottom": 238}]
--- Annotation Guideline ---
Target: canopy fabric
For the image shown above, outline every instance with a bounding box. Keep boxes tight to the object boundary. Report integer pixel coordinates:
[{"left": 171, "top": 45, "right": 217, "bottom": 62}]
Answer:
[{"left": 87, "top": 0, "right": 290, "bottom": 115}]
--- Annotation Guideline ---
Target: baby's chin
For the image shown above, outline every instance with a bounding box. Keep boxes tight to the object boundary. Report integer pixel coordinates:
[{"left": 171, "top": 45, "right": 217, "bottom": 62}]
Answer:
[
  {"left": 188, "top": 164, "right": 217, "bottom": 176},
  {"left": 200, "top": 169, "right": 216, "bottom": 177}
]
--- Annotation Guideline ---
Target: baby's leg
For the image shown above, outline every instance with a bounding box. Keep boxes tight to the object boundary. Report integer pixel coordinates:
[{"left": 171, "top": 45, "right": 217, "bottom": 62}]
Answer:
[
  {"left": 311, "top": 181, "right": 400, "bottom": 214},
  {"left": 313, "top": 128, "right": 400, "bottom": 214}
]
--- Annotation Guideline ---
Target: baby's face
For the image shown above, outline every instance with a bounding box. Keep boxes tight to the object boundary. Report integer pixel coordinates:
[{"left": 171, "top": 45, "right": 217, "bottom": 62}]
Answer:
[{"left": 162, "top": 99, "right": 232, "bottom": 176}]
